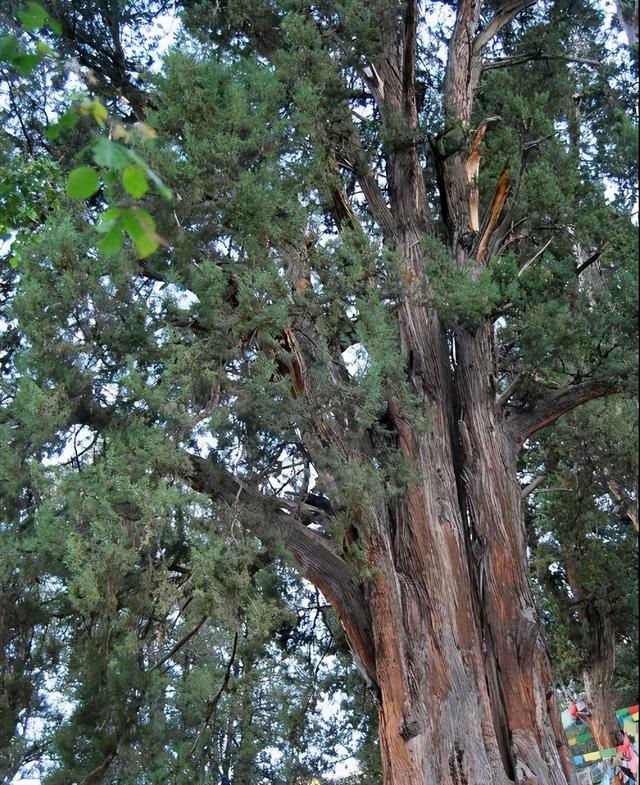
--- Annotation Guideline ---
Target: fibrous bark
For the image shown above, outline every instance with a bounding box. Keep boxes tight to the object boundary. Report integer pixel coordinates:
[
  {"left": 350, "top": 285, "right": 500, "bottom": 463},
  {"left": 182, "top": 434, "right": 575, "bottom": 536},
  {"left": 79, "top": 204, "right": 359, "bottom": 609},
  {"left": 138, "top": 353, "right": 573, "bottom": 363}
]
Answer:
[{"left": 581, "top": 609, "right": 623, "bottom": 751}]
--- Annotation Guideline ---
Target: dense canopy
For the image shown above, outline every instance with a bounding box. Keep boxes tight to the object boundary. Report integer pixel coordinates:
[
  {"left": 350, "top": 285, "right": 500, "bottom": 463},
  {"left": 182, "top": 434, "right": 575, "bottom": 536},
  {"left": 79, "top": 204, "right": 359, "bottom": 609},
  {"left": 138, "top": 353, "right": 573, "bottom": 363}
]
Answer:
[{"left": 0, "top": 0, "right": 637, "bottom": 783}]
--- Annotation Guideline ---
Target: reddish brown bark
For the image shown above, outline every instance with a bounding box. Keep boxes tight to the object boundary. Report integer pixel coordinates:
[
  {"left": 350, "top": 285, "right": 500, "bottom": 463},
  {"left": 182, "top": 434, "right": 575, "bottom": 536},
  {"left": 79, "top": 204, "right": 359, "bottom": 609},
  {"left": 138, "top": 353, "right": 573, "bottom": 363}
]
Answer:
[
  {"left": 331, "top": 1, "right": 583, "bottom": 775},
  {"left": 343, "top": 310, "right": 582, "bottom": 783},
  {"left": 583, "top": 652, "right": 624, "bottom": 751}
]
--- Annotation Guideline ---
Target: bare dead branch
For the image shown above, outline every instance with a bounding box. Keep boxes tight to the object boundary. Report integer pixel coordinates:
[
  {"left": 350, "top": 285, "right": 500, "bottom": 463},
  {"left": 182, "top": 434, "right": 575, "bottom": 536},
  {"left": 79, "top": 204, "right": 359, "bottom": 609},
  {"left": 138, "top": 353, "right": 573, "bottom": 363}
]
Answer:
[
  {"left": 496, "top": 371, "right": 524, "bottom": 407},
  {"left": 82, "top": 752, "right": 117, "bottom": 785},
  {"left": 148, "top": 615, "right": 208, "bottom": 672},
  {"left": 185, "top": 631, "right": 239, "bottom": 760},
  {"left": 483, "top": 54, "right": 602, "bottom": 71},
  {"left": 521, "top": 474, "right": 546, "bottom": 498},
  {"left": 576, "top": 248, "right": 604, "bottom": 275},
  {"left": 518, "top": 239, "right": 553, "bottom": 278}
]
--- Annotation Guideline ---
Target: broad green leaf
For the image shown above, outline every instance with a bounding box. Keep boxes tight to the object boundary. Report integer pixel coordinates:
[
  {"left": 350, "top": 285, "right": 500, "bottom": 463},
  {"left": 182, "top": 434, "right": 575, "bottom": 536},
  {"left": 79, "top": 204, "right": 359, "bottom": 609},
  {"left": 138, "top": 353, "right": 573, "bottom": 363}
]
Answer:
[
  {"left": 17, "top": 2, "right": 48, "bottom": 31},
  {"left": 0, "top": 36, "right": 20, "bottom": 62},
  {"left": 97, "top": 227, "right": 123, "bottom": 255},
  {"left": 122, "top": 164, "right": 148, "bottom": 199},
  {"left": 14, "top": 53, "right": 40, "bottom": 75},
  {"left": 46, "top": 109, "right": 77, "bottom": 141},
  {"left": 95, "top": 208, "right": 122, "bottom": 233},
  {"left": 122, "top": 207, "right": 159, "bottom": 257},
  {"left": 127, "top": 151, "right": 172, "bottom": 200},
  {"left": 66, "top": 167, "right": 100, "bottom": 200},
  {"left": 93, "top": 139, "right": 131, "bottom": 170},
  {"left": 101, "top": 208, "right": 123, "bottom": 221},
  {"left": 92, "top": 100, "right": 108, "bottom": 128}
]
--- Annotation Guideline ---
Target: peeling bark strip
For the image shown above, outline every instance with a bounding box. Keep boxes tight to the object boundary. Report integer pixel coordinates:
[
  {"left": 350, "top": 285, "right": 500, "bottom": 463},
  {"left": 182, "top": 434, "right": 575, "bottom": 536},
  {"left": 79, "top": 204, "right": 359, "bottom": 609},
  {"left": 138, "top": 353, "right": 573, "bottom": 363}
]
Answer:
[
  {"left": 467, "top": 125, "right": 487, "bottom": 232},
  {"left": 476, "top": 161, "right": 511, "bottom": 263}
]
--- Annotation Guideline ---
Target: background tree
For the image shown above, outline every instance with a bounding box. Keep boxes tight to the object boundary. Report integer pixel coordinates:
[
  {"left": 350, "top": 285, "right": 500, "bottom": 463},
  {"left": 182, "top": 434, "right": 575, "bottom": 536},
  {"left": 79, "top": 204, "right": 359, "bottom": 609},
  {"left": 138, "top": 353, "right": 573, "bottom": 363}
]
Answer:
[
  {"left": 1, "top": 1, "right": 637, "bottom": 784},
  {"left": 525, "top": 398, "right": 639, "bottom": 751}
]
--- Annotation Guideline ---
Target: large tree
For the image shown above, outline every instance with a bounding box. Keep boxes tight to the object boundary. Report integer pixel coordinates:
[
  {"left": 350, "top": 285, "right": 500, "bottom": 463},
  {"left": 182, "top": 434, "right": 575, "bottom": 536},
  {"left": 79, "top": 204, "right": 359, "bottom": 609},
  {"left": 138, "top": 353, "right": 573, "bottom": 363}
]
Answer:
[{"left": 1, "top": 0, "right": 637, "bottom": 783}]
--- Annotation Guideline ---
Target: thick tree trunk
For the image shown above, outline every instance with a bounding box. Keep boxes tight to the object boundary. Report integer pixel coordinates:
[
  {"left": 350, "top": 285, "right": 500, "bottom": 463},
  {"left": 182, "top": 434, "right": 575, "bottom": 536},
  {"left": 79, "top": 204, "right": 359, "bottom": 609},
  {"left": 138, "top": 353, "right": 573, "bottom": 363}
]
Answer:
[
  {"left": 582, "top": 612, "right": 623, "bottom": 750},
  {"left": 348, "top": 241, "right": 577, "bottom": 784},
  {"left": 615, "top": 0, "right": 638, "bottom": 47},
  {"left": 561, "top": 555, "right": 624, "bottom": 752}
]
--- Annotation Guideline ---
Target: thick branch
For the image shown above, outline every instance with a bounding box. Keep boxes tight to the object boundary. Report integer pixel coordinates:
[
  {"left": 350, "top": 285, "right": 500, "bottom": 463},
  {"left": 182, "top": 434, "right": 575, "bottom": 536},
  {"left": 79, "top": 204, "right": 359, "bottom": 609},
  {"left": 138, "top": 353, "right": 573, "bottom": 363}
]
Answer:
[
  {"left": 332, "top": 139, "right": 398, "bottom": 238},
  {"left": 356, "top": 168, "right": 398, "bottom": 239},
  {"left": 483, "top": 53, "right": 602, "bottom": 71},
  {"left": 361, "top": 5, "right": 430, "bottom": 232},
  {"left": 444, "top": 0, "right": 482, "bottom": 126},
  {"left": 473, "top": 1, "right": 537, "bottom": 54},
  {"left": 508, "top": 379, "right": 619, "bottom": 445},
  {"left": 64, "top": 393, "right": 377, "bottom": 683},
  {"left": 187, "top": 455, "right": 377, "bottom": 685},
  {"left": 402, "top": 0, "right": 419, "bottom": 121}
]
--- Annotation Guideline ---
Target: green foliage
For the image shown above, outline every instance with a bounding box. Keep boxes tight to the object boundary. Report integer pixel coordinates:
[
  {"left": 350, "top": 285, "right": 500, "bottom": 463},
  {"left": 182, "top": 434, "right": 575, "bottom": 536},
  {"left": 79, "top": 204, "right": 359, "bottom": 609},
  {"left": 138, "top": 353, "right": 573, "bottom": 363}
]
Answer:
[
  {"left": 16, "top": 2, "right": 60, "bottom": 34},
  {"left": 0, "top": 3, "right": 59, "bottom": 79},
  {"left": 0, "top": 0, "right": 636, "bottom": 781},
  {"left": 66, "top": 166, "right": 100, "bottom": 199},
  {"left": 423, "top": 235, "right": 501, "bottom": 326},
  {"left": 526, "top": 398, "right": 638, "bottom": 700}
]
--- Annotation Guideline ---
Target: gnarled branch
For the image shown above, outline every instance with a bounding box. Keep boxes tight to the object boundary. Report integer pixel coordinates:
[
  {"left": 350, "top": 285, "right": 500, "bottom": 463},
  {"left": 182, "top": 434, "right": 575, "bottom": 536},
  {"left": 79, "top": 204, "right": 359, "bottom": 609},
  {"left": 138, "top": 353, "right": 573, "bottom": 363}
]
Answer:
[
  {"left": 473, "top": 0, "right": 538, "bottom": 55},
  {"left": 508, "top": 379, "right": 620, "bottom": 446},
  {"left": 187, "top": 455, "right": 377, "bottom": 685}
]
